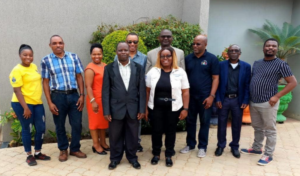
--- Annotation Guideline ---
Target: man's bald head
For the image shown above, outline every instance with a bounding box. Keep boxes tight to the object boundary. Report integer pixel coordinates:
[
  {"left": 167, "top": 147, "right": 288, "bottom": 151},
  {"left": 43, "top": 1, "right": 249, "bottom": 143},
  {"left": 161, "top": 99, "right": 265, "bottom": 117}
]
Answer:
[
  {"left": 194, "top": 35, "right": 207, "bottom": 44},
  {"left": 192, "top": 35, "right": 207, "bottom": 57},
  {"left": 159, "top": 29, "right": 173, "bottom": 47}
]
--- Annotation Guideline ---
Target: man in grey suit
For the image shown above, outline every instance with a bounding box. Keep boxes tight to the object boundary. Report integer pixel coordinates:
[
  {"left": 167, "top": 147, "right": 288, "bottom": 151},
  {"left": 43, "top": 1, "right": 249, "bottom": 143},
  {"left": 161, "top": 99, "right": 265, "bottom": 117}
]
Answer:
[
  {"left": 146, "top": 29, "right": 185, "bottom": 73},
  {"left": 102, "top": 42, "right": 146, "bottom": 170}
]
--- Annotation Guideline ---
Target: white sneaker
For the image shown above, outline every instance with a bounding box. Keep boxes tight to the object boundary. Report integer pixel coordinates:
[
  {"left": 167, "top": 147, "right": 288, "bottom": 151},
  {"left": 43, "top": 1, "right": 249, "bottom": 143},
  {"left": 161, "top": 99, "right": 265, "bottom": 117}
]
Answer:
[
  {"left": 197, "top": 149, "right": 206, "bottom": 158},
  {"left": 180, "top": 146, "right": 194, "bottom": 154}
]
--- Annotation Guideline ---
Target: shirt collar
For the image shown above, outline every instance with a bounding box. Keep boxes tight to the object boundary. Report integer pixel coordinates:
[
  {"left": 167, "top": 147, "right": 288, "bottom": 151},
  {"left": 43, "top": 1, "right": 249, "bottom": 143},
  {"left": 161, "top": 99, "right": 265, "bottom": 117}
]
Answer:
[
  {"left": 193, "top": 49, "right": 207, "bottom": 58},
  {"left": 50, "top": 51, "right": 68, "bottom": 59},
  {"left": 118, "top": 59, "right": 130, "bottom": 67}
]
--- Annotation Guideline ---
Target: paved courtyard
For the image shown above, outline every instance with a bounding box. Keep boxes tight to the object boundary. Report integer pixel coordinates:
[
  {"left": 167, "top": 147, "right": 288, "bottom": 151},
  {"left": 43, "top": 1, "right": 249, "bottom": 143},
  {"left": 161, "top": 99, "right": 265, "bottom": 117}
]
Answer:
[{"left": 0, "top": 118, "right": 300, "bottom": 176}]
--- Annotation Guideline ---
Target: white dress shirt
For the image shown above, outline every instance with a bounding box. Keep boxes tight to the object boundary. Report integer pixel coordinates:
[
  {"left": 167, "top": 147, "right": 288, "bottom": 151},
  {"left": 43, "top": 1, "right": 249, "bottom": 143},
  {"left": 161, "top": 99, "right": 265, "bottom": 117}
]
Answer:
[{"left": 118, "top": 60, "right": 131, "bottom": 91}]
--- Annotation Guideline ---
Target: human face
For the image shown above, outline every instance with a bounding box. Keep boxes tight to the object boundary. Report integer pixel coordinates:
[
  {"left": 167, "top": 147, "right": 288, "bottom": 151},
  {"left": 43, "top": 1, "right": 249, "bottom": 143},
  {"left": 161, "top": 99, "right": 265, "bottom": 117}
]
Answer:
[
  {"left": 159, "top": 30, "right": 173, "bottom": 47},
  {"left": 20, "top": 49, "right": 33, "bottom": 67},
  {"left": 160, "top": 49, "right": 173, "bottom": 68},
  {"left": 91, "top": 47, "right": 103, "bottom": 64},
  {"left": 126, "top": 35, "right": 138, "bottom": 53},
  {"left": 49, "top": 36, "right": 65, "bottom": 55},
  {"left": 116, "top": 43, "right": 129, "bottom": 62},
  {"left": 228, "top": 45, "right": 241, "bottom": 61},
  {"left": 263, "top": 40, "right": 278, "bottom": 57},
  {"left": 192, "top": 37, "right": 207, "bottom": 55}
]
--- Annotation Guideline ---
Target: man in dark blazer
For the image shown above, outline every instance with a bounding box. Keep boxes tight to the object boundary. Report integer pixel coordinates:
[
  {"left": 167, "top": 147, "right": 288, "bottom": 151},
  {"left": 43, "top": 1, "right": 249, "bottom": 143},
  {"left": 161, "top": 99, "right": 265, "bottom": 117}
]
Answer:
[
  {"left": 215, "top": 44, "right": 251, "bottom": 158},
  {"left": 102, "top": 42, "right": 146, "bottom": 170}
]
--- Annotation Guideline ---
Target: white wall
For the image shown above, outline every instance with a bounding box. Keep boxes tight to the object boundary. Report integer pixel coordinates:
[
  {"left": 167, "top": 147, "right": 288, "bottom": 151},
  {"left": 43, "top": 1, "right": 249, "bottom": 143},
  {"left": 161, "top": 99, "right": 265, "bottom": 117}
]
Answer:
[
  {"left": 207, "top": 0, "right": 293, "bottom": 65},
  {"left": 0, "top": 0, "right": 185, "bottom": 142}
]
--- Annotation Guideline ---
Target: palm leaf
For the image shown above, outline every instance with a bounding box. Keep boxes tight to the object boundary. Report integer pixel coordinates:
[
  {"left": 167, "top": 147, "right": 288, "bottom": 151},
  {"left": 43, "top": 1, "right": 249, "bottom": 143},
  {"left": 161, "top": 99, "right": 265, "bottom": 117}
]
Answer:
[{"left": 249, "top": 29, "right": 272, "bottom": 40}]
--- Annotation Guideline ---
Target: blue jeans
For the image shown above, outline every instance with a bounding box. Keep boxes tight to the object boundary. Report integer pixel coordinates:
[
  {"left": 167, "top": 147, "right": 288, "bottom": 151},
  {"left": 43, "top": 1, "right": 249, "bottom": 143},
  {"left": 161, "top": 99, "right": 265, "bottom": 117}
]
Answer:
[
  {"left": 217, "top": 97, "right": 243, "bottom": 149},
  {"left": 51, "top": 92, "right": 82, "bottom": 152},
  {"left": 11, "top": 102, "right": 45, "bottom": 152},
  {"left": 210, "top": 104, "right": 219, "bottom": 125},
  {"left": 186, "top": 96, "right": 212, "bottom": 150}
]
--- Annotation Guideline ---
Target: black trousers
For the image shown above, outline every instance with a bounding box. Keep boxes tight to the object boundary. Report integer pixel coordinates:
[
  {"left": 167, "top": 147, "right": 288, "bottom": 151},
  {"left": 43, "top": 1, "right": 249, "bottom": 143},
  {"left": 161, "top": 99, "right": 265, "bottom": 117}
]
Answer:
[
  {"left": 149, "top": 108, "right": 181, "bottom": 157},
  {"left": 109, "top": 112, "right": 139, "bottom": 162}
]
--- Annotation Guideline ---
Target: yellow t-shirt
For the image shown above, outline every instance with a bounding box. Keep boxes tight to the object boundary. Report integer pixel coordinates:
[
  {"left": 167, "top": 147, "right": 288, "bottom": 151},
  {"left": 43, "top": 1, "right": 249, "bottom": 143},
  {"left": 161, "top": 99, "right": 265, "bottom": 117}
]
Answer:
[{"left": 9, "top": 63, "right": 43, "bottom": 105}]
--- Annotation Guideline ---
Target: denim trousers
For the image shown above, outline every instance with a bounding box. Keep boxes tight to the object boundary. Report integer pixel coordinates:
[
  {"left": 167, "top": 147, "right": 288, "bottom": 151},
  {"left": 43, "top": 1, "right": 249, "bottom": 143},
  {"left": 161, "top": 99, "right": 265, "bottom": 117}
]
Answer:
[
  {"left": 186, "top": 96, "right": 212, "bottom": 150},
  {"left": 51, "top": 92, "right": 82, "bottom": 152},
  {"left": 217, "top": 97, "right": 243, "bottom": 150},
  {"left": 11, "top": 102, "right": 45, "bottom": 152}
]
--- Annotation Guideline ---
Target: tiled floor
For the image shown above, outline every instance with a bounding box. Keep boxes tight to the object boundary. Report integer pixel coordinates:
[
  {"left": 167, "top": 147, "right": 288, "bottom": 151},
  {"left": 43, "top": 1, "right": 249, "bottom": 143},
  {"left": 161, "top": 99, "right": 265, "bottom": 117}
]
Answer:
[{"left": 0, "top": 118, "right": 300, "bottom": 176}]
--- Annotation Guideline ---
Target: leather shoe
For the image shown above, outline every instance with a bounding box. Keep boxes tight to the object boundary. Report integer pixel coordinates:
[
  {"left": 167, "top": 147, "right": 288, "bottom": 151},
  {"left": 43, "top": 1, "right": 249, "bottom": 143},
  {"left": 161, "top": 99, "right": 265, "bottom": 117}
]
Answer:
[
  {"left": 70, "top": 150, "right": 87, "bottom": 158},
  {"left": 59, "top": 150, "right": 68, "bottom": 162},
  {"left": 151, "top": 156, "right": 160, "bottom": 165},
  {"left": 108, "top": 161, "right": 120, "bottom": 170},
  {"left": 130, "top": 160, "right": 141, "bottom": 169},
  {"left": 92, "top": 147, "right": 107, "bottom": 155},
  {"left": 231, "top": 149, "right": 241, "bottom": 158},
  {"left": 165, "top": 157, "right": 173, "bottom": 167},
  {"left": 215, "top": 147, "right": 224, "bottom": 156}
]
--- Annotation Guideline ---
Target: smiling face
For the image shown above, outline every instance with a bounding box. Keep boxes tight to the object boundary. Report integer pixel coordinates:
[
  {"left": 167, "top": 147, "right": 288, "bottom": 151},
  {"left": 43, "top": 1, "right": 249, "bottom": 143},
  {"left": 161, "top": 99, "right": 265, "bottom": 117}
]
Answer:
[
  {"left": 126, "top": 35, "right": 138, "bottom": 53},
  {"left": 91, "top": 47, "right": 103, "bottom": 64},
  {"left": 49, "top": 36, "right": 65, "bottom": 56},
  {"left": 20, "top": 49, "right": 33, "bottom": 67},
  {"left": 192, "top": 36, "right": 207, "bottom": 55},
  {"left": 116, "top": 43, "right": 129, "bottom": 62},
  {"left": 160, "top": 49, "right": 173, "bottom": 68},
  {"left": 263, "top": 40, "right": 278, "bottom": 57},
  {"left": 159, "top": 30, "right": 173, "bottom": 47}
]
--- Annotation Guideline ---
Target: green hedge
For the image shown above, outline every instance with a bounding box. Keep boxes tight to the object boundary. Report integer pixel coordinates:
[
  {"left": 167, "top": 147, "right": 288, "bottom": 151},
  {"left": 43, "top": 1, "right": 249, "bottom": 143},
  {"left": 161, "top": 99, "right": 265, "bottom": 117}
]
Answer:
[{"left": 101, "top": 30, "right": 147, "bottom": 64}]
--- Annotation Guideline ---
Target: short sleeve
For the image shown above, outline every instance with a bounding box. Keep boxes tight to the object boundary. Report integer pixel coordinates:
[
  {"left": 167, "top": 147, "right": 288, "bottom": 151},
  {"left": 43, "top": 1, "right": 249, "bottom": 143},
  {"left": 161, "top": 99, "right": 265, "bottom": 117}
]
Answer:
[
  {"left": 9, "top": 68, "right": 23, "bottom": 87},
  {"left": 211, "top": 57, "right": 220, "bottom": 75},
  {"left": 280, "top": 62, "right": 293, "bottom": 78},
  {"left": 74, "top": 54, "right": 84, "bottom": 74},
  {"left": 180, "top": 69, "right": 190, "bottom": 89},
  {"left": 145, "top": 69, "right": 152, "bottom": 88},
  {"left": 41, "top": 59, "right": 50, "bottom": 78}
]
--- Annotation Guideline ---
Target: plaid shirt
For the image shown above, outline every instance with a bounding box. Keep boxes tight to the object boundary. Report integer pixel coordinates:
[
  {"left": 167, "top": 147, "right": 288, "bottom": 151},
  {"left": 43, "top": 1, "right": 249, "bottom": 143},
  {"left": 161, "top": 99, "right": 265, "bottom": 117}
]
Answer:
[{"left": 41, "top": 51, "right": 83, "bottom": 90}]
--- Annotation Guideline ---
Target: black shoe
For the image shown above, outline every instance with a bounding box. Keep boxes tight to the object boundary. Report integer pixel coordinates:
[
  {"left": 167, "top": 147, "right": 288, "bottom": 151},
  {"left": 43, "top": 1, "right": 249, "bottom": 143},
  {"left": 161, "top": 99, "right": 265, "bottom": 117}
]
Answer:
[
  {"left": 130, "top": 160, "right": 141, "bottom": 169},
  {"left": 137, "top": 144, "right": 143, "bottom": 152},
  {"left": 92, "top": 147, "right": 107, "bottom": 155},
  {"left": 215, "top": 147, "right": 224, "bottom": 156},
  {"left": 171, "top": 150, "right": 176, "bottom": 156},
  {"left": 101, "top": 145, "right": 110, "bottom": 152},
  {"left": 34, "top": 152, "right": 51, "bottom": 160},
  {"left": 165, "top": 157, "right": 173, "bottom": 167},
  {"left": 26, "top": 155, "right": 37, "bottom": 166},
  {"left": 231, "top": 149, "right": 241, "bottom": 158},
  {"left": 151, "top": 156, "right": 160, "bottom": 165},
  {"left": 108, "top": 161, "right": 120, "bottom": 170}
]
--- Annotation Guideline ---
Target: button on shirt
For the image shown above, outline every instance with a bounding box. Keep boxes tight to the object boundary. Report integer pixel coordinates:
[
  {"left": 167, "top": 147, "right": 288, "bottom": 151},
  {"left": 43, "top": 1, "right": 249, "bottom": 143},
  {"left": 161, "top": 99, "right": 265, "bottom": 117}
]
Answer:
[
  {"left": 118, "top": 60, "right": 131, "bottom": 91},
  {"left": 226, "top": 61, "right": 240, "bottom": 94},
  {"left": 41, "top": 52, "right": 84, "bottom": 90},
  {"left": 114, "top": 51, "right": 147, "bottom": 71},
  {"left": 185, "top": 50, "right": 219, "bottom": 97}
]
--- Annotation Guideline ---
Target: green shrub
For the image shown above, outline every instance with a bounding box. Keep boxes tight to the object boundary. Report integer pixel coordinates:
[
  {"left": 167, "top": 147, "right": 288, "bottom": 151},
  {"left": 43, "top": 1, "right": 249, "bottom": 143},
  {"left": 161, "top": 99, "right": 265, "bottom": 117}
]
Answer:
[
  {"left": 101, "top": 30, "right": 147, "bottom": 64},
  {"left": 90, "top": 15, "right": 202, "bottom": 57}
]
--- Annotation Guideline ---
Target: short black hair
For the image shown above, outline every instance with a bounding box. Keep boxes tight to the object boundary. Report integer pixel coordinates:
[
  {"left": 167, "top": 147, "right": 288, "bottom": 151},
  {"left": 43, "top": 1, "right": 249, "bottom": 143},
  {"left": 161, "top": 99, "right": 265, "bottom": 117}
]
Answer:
[
  {"left": 19, "top": 44, "right": 33, "bottom": 55},
  {"left": 126, "top": 32, "right": 139, "bottom": 40},
  {"left": 116, "top": 41, "right": 129, "bottom": 50},
  {"left": 263, "top": 38, "right": 279, "bottom": 47},
  {"left": 90, "top": 43, "right": 103, "bottom": 54},
  {"left": 50, "top": 35, "right": 63, "bottom": 44}
]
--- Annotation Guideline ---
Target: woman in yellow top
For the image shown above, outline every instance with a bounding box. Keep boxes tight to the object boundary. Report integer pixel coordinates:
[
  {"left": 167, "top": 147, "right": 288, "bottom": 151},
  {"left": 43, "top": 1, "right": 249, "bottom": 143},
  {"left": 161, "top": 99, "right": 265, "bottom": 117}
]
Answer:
[{"left": 9, "top": 44, "right": 51, "bottom": 166}]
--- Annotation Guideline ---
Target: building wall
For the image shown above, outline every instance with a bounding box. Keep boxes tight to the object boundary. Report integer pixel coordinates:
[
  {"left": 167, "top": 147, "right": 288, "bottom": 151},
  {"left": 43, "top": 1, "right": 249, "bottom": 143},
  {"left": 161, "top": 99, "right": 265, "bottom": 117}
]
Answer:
[
  {"left": 284, "top": 0, "right": 300, "bottom": 120},
  {"left": 0, "top": 0, "right": 185, "bottom": 142},
  {"left": 207, "top": 0, "right": 293, "bottom": 65}
]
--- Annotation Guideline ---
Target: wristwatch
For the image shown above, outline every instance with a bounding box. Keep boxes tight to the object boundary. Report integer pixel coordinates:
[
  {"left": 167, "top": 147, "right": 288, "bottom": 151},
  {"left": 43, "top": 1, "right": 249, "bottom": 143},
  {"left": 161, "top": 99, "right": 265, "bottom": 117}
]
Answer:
[
  {"left": 183, "top": 108, "right": 188, "bottom": 111},
  {"left": 210, "top": 94, "right": 215, "bottom": 98},
  {"left": 80, "top": 93, "right": 85, "bottom": 96}
]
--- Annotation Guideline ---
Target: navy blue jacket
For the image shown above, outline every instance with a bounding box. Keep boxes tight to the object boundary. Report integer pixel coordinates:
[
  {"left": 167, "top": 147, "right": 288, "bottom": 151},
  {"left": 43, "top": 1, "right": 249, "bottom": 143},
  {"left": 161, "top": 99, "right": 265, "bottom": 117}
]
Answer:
[{"left": 216, "top": 60, "right": 251, "bottom": 106}]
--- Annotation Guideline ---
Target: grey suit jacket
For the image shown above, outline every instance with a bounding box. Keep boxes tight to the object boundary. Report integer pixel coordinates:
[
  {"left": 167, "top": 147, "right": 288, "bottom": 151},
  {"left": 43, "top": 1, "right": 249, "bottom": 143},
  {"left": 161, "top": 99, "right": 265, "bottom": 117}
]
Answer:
[
  {"left": 102, "top": 60, "right": 146, "bottom": 120},
  {"left": 145, "top": 46, "right": 185, "bottom": 73}
]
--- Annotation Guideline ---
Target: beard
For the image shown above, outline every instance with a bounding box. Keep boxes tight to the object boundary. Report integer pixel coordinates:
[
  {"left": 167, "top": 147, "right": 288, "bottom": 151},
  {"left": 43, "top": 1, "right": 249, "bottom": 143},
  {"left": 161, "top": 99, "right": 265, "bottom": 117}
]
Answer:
[{"left": 264, "top": 53, "right": 276, "bottom": 57}]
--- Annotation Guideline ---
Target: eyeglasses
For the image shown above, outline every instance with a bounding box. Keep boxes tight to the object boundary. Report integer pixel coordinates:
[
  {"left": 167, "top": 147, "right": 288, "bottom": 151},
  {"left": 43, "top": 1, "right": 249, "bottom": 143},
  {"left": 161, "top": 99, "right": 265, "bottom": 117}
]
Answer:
[
  {"left": 160, "top": 35, "right": 172, "bottom": 39},
  {"left": 191, "top": 43, "right": 201, "bottom": 46},
  {"left": 127, "top": 40, "right": 138, "bottom": 44},
  {"left": 228, "top": 49, "right": 240, "bottom": 53},
  {"left": 160, "top": 55, "right": 172, "bottom": 59}
]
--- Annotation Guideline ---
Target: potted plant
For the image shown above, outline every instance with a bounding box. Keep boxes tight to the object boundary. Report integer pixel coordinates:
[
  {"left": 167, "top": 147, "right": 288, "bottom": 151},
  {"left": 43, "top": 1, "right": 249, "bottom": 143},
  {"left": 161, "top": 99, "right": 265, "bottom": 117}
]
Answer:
[{"left": 249, "top": 20, "right": 300, "bottom": 123}]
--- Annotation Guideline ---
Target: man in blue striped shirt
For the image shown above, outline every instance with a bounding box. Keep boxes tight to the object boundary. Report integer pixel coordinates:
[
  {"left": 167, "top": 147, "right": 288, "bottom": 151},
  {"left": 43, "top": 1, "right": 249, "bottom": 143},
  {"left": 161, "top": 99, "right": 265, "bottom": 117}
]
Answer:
[
  {"left": 241, "top": 38, "right": 297, "bottom": 166},
  {"left": 41, "top": 35, "right": 86, "bottom": 162}
]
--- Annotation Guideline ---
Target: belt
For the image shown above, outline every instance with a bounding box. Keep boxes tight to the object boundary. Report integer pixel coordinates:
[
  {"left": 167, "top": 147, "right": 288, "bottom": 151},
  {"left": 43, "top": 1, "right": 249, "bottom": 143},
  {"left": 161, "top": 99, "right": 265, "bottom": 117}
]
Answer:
[
  {"left": 225, "top": 94, "right": 238, "bottom": 98},
  {"left": 158, "top": 98, "right": 176, "bottom": 102},
  {"left": 51, "top": 89, "right": 77, "bottom": 94}
]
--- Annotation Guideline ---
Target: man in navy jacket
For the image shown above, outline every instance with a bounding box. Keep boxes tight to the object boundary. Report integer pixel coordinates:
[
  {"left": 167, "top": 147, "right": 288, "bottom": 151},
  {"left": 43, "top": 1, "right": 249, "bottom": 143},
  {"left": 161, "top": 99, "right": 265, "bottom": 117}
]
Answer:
[{"left": 215, "top": 44, "right": 251, "bottom": 158}]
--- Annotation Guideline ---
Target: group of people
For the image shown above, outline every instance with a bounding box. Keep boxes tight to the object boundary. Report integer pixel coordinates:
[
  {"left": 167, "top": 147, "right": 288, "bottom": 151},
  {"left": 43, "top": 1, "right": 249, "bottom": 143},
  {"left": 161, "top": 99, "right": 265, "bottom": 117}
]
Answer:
[{"left": 9, "top": 29, "right": 297, "bottom": 169}]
